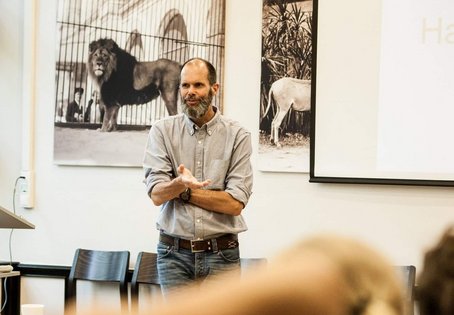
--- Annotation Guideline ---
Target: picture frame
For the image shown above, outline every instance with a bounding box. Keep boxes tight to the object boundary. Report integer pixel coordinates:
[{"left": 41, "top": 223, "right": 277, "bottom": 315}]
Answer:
[
  {"left": 258, "top": 0, "right": 313, "bottom": 173},
  {"left": 53, "top": 0, "right": 226, "bottom": 167}
]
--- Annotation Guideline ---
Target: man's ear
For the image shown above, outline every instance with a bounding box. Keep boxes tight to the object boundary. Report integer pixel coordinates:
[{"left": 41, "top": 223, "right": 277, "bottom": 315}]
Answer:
[{"left": 211, "top": 83, "right": 220, "bottom": 95}]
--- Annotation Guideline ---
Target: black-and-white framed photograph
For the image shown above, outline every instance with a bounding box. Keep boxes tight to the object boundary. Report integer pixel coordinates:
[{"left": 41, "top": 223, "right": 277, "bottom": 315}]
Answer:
[
  {"left": 53, "top": 0, "right": 226, "bottom": 167},
  {"left": 258, "top": 0, "right": 313, "bottom": 173}
]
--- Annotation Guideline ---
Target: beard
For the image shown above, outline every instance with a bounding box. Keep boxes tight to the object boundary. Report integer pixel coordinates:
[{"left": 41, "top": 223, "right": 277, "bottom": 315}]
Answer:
[{"left": 181, "top": 89, "right": 214, "bottom": 120}]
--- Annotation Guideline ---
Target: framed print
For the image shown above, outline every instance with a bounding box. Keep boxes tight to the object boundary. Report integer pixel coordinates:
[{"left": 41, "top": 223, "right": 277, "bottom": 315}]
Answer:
[
  {"left": 258, "top": 0, "right": 313, "bottom": 173},
  {"left": 53, "top": 0, "right": 226, "bottom": 167}
]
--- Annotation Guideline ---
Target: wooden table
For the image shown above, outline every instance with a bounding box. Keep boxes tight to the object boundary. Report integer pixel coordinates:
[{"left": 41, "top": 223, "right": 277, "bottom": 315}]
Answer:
[{"left": 0, "top": 271, "right": 20, "bottom": 315}]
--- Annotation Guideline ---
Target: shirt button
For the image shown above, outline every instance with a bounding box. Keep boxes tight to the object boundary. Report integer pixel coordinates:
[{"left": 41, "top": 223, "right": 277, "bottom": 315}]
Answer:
[
  {"left": 197, "top": 161, "right": 201, "bottom": 165},
  {"left": 198, "top": 140, "right": 202, "bottom": 144},
  {"left": 196, "top": 219, "right": 201, "bottom": 223}
]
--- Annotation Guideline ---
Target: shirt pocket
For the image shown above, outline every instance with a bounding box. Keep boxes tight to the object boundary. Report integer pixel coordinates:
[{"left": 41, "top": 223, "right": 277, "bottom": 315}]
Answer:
[{"left": 206, "top": 159, "right": 230, "bottom": 189}]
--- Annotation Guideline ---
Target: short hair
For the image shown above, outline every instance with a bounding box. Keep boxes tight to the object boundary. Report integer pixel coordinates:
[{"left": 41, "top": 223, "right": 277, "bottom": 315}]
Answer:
[
  {"left": 74, "top": 87, "right": 84, "bottom": 95},
  {"left": 181, "top": 58, "right": 217, "bottom": 85},
  {"left": 417, "top": 226, "right": 454, "bottom": 315}
]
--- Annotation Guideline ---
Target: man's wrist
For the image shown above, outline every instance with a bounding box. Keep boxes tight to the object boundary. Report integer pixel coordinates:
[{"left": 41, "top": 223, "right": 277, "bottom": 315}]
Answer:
[{"left": 179, "top": 187, "right": 191, "bottom": 202}]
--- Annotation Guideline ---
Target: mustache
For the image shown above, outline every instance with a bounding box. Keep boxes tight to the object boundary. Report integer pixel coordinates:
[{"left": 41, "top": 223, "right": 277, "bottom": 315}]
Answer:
[{"left": 184, "top": 96, "right": 199, "bottom": 101}]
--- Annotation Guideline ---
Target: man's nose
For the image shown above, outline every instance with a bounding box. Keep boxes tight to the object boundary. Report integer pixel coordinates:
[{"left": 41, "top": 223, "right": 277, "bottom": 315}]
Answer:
[{"left": 187, "top": 85, "right": 196, "bottom": 95}]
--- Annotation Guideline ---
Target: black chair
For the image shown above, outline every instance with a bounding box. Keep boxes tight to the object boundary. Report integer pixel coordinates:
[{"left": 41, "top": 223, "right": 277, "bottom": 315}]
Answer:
[
  {"left": 65, "top": 248, "right": 130, "bottom": 315},
  {"left": 131, "top": 252, "right": 160, "bottom": 314},
  {"left": 395, "top": 265, "right": 416, "bottom": 315}
]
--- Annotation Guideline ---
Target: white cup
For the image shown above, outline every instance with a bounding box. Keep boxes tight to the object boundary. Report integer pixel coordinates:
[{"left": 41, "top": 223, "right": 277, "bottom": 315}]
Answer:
[{"left": 21, "top": 304, "right": 44, "bottom": 315}]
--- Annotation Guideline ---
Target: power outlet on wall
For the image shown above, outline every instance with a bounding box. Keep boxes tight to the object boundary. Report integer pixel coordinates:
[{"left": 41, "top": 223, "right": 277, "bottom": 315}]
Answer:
[{"left": 20, "top": 170, "right": 35, "bottom": 209}]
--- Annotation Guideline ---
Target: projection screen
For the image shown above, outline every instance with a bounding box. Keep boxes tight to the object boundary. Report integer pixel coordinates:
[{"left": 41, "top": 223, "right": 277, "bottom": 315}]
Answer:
[{"left": 310, "top": 0, "right": 454, "bottom": 186}]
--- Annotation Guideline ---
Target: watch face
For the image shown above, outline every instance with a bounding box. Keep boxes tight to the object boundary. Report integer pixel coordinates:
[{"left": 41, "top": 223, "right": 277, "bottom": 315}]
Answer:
[{"left": 180, "top": 188, "right": 191, "bottom": 202}]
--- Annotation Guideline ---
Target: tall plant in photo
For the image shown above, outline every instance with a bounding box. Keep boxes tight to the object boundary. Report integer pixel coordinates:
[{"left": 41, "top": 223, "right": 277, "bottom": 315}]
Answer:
[{"left": 261, "top": 1, "right": 312, "bottom": 135}]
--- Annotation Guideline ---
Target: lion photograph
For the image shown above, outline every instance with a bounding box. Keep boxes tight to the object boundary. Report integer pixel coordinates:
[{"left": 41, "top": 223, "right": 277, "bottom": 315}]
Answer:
[
  {"left": 87, "top": 38, "right": 181, "bottom": 132},
  {"left": 53, "top": 0, "right": 226, "bottom": 167}
]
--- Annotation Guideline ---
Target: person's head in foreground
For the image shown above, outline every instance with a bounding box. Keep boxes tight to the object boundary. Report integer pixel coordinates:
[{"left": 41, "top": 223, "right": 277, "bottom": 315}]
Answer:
[
  {"left": 71, "top": 234, "right": 405, "bottom": 315},
  {"left": 417, "top": 225, "right": 454, "bottom": 315},
  {"left": 261, "top": 234, "right": 405, "bottom": 315}
]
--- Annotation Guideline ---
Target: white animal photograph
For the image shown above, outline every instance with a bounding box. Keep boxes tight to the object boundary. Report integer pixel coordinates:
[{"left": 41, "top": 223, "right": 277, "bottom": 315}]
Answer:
[{"left": 259, "top": 0, "right": 313, "bottom": 172}]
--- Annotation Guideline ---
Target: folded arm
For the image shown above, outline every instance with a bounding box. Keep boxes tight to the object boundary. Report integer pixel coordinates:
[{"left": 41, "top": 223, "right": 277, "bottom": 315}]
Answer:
[{"left": 150, "top": 164, "right": 243, "bottom": 216}]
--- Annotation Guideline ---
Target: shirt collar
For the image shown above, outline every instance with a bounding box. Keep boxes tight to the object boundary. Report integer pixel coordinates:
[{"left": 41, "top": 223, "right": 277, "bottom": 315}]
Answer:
[{"left": 184, "top": 106, "right": 220, "bottom": 136}]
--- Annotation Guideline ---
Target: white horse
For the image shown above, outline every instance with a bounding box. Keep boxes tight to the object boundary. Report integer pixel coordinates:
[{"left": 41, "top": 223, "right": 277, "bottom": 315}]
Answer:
[{"left": 262, "top": 77, "right": 311, "bottom": 147}]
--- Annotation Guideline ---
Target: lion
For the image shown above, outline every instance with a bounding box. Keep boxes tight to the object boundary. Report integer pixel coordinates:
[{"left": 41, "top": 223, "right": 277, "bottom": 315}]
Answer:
[{"left": 87, "top": 38, "right": 181, "bottom": 132}]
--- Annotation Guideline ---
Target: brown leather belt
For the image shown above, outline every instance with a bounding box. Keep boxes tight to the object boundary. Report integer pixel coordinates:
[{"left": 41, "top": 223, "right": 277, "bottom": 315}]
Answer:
[{"left": 160, "top": 233, "right": 239, "bottom": 253}]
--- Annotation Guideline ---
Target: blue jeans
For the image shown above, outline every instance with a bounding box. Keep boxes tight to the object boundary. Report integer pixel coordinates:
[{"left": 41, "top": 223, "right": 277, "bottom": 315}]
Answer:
[{"left": 157, "top": 240, "right": 240, "bottom": 296}]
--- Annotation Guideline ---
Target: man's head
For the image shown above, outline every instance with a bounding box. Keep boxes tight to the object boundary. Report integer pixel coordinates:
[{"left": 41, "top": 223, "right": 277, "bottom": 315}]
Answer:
[
  {"left": 179, "top": 58, "right": 219, "bottom": 121},
  {"left": 74, "top": 88, "right": 84, "bottom": 102},
  {"left": 417, "top": 226, "right": 454, "bottom": 315}
]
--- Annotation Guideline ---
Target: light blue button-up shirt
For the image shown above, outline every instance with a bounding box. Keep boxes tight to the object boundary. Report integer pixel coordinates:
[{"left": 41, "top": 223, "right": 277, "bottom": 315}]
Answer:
[{"left": 143, "top": 108, "right": 253, "bottom": 240}]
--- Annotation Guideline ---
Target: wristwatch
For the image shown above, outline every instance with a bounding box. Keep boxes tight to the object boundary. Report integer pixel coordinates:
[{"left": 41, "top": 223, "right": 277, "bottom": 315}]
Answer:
[{"left": 179, "top": 188, "right": 191, "bottom": 202}]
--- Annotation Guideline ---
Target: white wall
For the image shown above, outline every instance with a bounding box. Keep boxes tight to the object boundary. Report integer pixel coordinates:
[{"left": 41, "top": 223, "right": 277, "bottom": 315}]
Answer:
[
  {"left": 0, "top": 0, "right": 24, "bottom": 215},
  {"left": 0, "top": 0, "right": 453, "bottom": 314}
]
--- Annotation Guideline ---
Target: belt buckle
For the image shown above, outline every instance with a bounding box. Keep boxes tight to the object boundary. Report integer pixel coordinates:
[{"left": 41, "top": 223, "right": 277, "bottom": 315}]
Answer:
[{"left": 190, "top": 239, "right": 207, "bottom": 253}]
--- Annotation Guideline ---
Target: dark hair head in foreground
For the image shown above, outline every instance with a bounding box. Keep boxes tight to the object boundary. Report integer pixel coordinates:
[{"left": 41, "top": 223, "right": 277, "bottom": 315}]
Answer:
[{"left": 417, "top": 226, "right": 454, "bottom": 315}]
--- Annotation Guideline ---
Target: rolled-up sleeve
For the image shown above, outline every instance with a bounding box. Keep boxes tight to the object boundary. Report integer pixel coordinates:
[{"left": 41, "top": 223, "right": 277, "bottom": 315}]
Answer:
[
  {"left": 143, "top": 123, "right": 174, "bottom": 196},
  {"left": 224, "top": 129, "right": 253, "bottom": 207}
]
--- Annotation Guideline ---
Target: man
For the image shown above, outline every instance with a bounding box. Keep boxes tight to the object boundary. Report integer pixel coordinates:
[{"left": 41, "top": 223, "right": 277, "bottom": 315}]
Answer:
[
  {"left": 143, "top": 58, "right": 253, "bottom": 295},
  {"left": 66, "top": 87, "right": 84, "bottom": 122},
  {"left": 84, "top": 90, "right": 103, "bottom": 123}
]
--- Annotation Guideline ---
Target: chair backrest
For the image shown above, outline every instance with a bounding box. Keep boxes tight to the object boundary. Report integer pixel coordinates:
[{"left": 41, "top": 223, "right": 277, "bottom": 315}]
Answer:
[
  {"left": 131, "top": 252, "right": 160, "bottom": 314},
  {"left": 395, "top": 265, "right": 416, "bottom": 315},
  {"left": 65, "top": 248, "right": 130, "bottom": 315}
]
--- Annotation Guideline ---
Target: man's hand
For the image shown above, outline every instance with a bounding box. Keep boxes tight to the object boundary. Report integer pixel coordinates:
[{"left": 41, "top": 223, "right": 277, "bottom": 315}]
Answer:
[
  {"left": 177, "top": 164, "right": 211, "bottom": 189},
  {"left": 176, "top": 164, "right": 243, "bottom": 215},
  {"left": 149, "top": 164, "right": 211, "bottom": 206}
]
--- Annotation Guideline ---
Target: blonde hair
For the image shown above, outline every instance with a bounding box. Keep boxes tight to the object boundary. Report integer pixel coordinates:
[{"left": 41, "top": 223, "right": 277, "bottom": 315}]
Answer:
[{"left": 276, "top": 235, "right": 405, "bottom": 315}]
